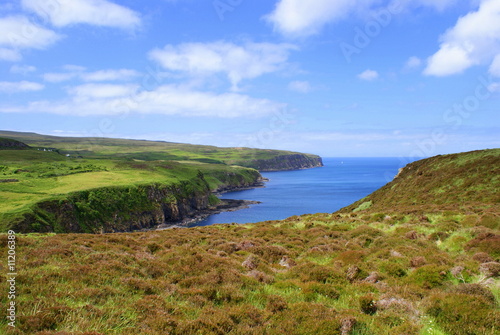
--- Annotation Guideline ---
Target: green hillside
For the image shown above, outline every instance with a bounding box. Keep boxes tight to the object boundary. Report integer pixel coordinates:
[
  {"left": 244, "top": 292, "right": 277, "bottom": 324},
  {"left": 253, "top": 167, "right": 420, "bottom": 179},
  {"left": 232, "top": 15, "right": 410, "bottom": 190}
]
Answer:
[
  {"left": 0, "top": 131, "right": 322, "bottom": 233},
  {"left": 0, "top": 131, "right": 323, "bottom": 169},
  {"left": 341, "top": 149, "right": 500, "bottom": 215},
  {"left": 0, "top": 149, "right": 498, "bottom": 334}
]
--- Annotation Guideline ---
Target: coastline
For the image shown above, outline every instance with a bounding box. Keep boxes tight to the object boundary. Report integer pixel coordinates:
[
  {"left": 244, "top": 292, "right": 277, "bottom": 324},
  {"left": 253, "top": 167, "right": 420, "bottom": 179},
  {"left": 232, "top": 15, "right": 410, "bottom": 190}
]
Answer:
[
  {"left": 146, "top": 178, "right": 269, "bottom": 231},
  {"left": 152, "top": 199, "right": 262, "bottom": 230}
]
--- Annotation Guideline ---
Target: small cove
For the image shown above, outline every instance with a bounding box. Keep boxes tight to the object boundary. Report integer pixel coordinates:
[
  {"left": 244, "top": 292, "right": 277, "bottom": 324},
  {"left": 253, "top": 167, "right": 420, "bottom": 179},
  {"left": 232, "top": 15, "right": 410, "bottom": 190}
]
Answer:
[{"left": 192, "top": 157, "right": 416, "bottom": 227}]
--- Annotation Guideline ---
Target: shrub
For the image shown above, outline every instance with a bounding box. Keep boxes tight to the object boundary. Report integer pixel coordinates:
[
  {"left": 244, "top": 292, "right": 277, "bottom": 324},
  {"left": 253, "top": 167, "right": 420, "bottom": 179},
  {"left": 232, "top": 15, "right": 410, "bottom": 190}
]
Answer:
[
  {"left": 426, "top": 293, "right": 499, "bottom": 334},
  {"left": 451, "top": 284, "right": 496, "bottom": 304},
  {"left": 246, "top": 270, "right": 274, "bottom": 284},
  {"left": 349, "top": 225, "right": 383, "bottom": 239},
  {"left": 226, "top": 304, "right": 264, "bottom": 329},
  {"left": 479, "top": 262, "right": 500, "bottom": 278},
  {"left": 242, "top": 254, "right": 260, "bottom": 270},
  {"left": 472, "top": 252, "right": 493, "bottom": 263},
  {"left": 379, "top": 261, "right": 407, "bottom": 278},
  {"left": 410, "top": 256, "right": 426, "bottom": 268},
  {"left": 291, "top": 263, "right": 345, "bottom": 284},
  {"left": 335, "top": 250, "right": 365, "bottom": 265},
  {"left": 478, "top": 214, "right": 499, "bottom": 230},
  {"left": 251, "top": 245, "right": 289, "bottom": 263},
  {"left": 408, "top": 264, "right": 448, "bottom": 289},
  {"left": 465, "top": 234, "right": 500, "bottom": 258},
  {"left": 146, "top": 242, "right": 162, "bottom": 254},
  {"left": 266, "top": 295, "right": 288, "bottom": 313},
  {"left": 18, "top": 305, "right": 72, "bottom": 333},
  {"left": 266, "top": 302, "right": 341, "bottom": 335}
]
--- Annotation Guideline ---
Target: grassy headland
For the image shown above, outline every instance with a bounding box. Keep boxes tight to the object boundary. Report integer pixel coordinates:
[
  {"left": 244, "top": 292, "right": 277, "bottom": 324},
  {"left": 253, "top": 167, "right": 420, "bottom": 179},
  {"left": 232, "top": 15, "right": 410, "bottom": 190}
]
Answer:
[
  {"left": 0, "top": 147, "right": 498, "bottom": 334},
  {"left": 0, "top": 131, "right": 322, "bottom": 233},
  {"left": 0, "top": 131, "right": 323, "bottom": 170}
]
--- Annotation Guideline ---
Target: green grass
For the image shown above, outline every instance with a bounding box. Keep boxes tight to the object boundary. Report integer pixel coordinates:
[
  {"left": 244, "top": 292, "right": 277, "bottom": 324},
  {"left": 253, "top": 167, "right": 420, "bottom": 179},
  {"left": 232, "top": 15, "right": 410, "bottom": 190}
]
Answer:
[
  {"left": 341, "top": 148, "right": 500, "bottom": 215},
  {"left": 0, "top": 130, "right": 321, "bottom": 167},
  {"left": 0, "top": 147, "right": 262, "bottom": 232}
]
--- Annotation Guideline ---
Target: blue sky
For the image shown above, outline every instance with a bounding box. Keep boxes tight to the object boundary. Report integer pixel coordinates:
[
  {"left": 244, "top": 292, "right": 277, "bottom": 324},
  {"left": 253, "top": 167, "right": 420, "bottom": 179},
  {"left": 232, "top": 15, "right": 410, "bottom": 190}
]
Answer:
[{"left": 0, "top": 0, "right": 499, "bottom": 157}]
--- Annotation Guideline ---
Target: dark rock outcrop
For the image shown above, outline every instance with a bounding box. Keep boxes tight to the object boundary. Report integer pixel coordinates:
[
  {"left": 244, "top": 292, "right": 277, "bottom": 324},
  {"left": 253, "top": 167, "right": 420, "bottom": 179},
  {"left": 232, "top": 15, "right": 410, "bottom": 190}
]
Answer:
[{"left": 237, "top": 154, "right": 323, "bottom": 172}]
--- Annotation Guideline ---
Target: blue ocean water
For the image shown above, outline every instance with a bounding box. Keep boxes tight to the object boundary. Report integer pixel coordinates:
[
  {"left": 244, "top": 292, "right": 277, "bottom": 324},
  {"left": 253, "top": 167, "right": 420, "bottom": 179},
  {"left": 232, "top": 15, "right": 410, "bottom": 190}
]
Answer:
[{"left": 193, "top": 157, "right": 416, "bottom": 227}]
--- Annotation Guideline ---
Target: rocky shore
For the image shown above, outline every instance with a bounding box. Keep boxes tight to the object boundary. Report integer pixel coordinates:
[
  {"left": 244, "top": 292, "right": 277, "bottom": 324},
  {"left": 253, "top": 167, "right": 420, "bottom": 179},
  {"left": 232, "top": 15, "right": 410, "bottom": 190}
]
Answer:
[{"left": 153, "top": 199, "right": 262, "bottom": 230}]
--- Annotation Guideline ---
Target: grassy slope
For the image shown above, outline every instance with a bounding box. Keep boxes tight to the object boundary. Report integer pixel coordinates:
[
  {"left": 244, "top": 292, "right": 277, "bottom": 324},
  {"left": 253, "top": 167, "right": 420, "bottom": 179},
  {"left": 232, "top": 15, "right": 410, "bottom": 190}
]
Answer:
[
  {"left": 0, "top": 130, "right": 321, "bottom": 165},
  {"left": 0, "top": 148, "right": 259, "bottom": 231},
  {"left": 0, "top": 131, "right": 320, "bottom": 231},
  {"left": 341, "top": 149, "right": 500, "bottom": 215},
  {"left": 0, "top": 150, "right": 499, "bottom": 335}
]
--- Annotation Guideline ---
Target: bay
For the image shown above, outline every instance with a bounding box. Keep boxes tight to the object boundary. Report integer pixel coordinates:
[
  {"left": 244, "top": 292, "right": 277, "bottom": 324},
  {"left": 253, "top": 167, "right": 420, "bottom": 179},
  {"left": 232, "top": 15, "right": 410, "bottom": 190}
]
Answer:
[{"left": 192, "top": 157, "right": 417, "bottom": 227}]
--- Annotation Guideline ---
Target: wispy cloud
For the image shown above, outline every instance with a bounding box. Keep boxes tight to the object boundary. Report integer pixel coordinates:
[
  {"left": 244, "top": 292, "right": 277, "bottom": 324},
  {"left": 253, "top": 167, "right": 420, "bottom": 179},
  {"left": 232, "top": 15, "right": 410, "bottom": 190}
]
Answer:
[
  {"left": 265, "top": 0, "right": 457, "bottom": 37},
  {"left": 21, "top": 0, "right": 141, "bottom": 30},
  {"left": 10, "top": 64, "right": 37, "bottom": 75},
  {"left": 0, "top": 84, "right": 286, "bottom": 118},
  {"left": 288, "top": 80, "right": 312, "bottom": 93},
  {"left": 0, "top": 80, "right": 44, "bottom": 93},
  {"left": 149, "top": 41, "right": 297, "bottom": 90},
  {"left": 405, "top": 56, "right": 422, "bottom": 70},
  {"left": 0, "top": 16, "right": 62, "bottom": 61},
  {"left": 265, "top": 0, "right": 375, "bottom": 37},
  {"left": 43, "top": 67, "right": 140, "bottom": 83},
  {"left": 67, "top": 83, "right": 139, "bottom": 99},
  {"left": 358, "top": 69, "right": 379, "bottom": 81}
]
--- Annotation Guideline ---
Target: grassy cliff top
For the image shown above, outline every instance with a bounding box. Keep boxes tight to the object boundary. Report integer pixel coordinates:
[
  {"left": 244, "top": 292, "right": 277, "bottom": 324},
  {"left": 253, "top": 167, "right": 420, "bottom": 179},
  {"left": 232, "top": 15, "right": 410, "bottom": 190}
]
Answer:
[
  {"left": 0, "top": 131, "right": 322, "bottom": 232},
  {"left": 0, "top": 130, "right": 321, "bottom": 165}
]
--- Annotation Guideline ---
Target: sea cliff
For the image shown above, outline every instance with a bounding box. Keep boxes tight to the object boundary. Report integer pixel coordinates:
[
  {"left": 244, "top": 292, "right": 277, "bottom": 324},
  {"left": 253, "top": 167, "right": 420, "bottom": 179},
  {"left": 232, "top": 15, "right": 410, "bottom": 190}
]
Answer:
[
  {"left": 234, "top": 153, "right": 323, "bottom": 172},
  {"left": 12, "top": 170, "right": 263, "bottom": 233}
]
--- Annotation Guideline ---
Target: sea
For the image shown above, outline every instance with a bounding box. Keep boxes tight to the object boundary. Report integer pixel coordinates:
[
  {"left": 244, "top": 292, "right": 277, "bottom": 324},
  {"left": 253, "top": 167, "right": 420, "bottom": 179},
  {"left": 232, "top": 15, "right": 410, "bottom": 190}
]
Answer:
[{"left": 192, "top": 157, "right": 419, "bottom": 227}]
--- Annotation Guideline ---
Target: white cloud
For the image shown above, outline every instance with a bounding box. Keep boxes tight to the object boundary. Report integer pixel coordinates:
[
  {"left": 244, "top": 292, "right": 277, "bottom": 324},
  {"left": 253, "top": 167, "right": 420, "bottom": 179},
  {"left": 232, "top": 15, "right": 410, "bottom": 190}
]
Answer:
[
  {"left": 405, "top": 56, "right": 422, "bottom": 69},
  {"left": 489, "top": 54, "right": 500, "bottom": 77},
  {"left": 0, "top": 48, "right": 21, "bottom": 61},
  {"left": 0, "top": 80, "right": 44, "bottom": 93},
  {"left": 43, "top": 72, "right": 78, "bottom": 83},
  {"left": 288, "top": 80, "right": 312, "bottom": 93},
  {"left": 394, "top": 0, "right": 458, "bottom": 12},
  {"left": 10, "top": 64, "right": 36, "bottom": 75},
  {"left": 358, "top": 69, "right": 379, "bottom": 81},
  {"left": 1, "top": 84, "right": 286, "bottom": 118},
  {"left": 149, "top": 41, "right": 297, "bottom": 90},
  {"left": 266, "top": 0, "right": 468, "bottom": 37},
  {"left": 0, "top": 16, "right": 61, "bottom": 61},
  {"left": 43, "top": 67, "right": 139, "bottom": 83},
  {"left": 265, "top": 0, "right": 375, "bottom": 37},
  {"left": 424, "top": 0, "right": 500, "bottom": 76},
  {"left": 21, "top": 0, "right": 141, "bottom": 30},
  {"left": 82, "top": 69, "right": 140, "bottom": 82},
  {"left": 68, "top": 83, "right": 138, "bottom": 99},
  {"left": 63, "top": 64, "right": 87, "bottom": 72}
]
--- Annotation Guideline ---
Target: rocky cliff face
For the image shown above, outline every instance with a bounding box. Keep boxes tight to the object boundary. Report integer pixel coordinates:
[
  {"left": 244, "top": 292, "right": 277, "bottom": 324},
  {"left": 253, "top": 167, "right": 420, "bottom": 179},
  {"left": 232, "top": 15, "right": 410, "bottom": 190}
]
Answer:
[
  {"left": 238, "top": 154, "right": 323, "bottom": 172},
  {"left": 13, "top": 170, "right": 262, "bottom": 234}
]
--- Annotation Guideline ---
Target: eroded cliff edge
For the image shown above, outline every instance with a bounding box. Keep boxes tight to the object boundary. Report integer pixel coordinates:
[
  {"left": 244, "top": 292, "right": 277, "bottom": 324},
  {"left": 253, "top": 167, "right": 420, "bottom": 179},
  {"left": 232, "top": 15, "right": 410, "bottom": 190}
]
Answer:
[
  {"left": 234, "top": 154, "right": 323, "bottom": 172},
  {"left": 12, "top": 170, "right": 264, "bottom": 234}
]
